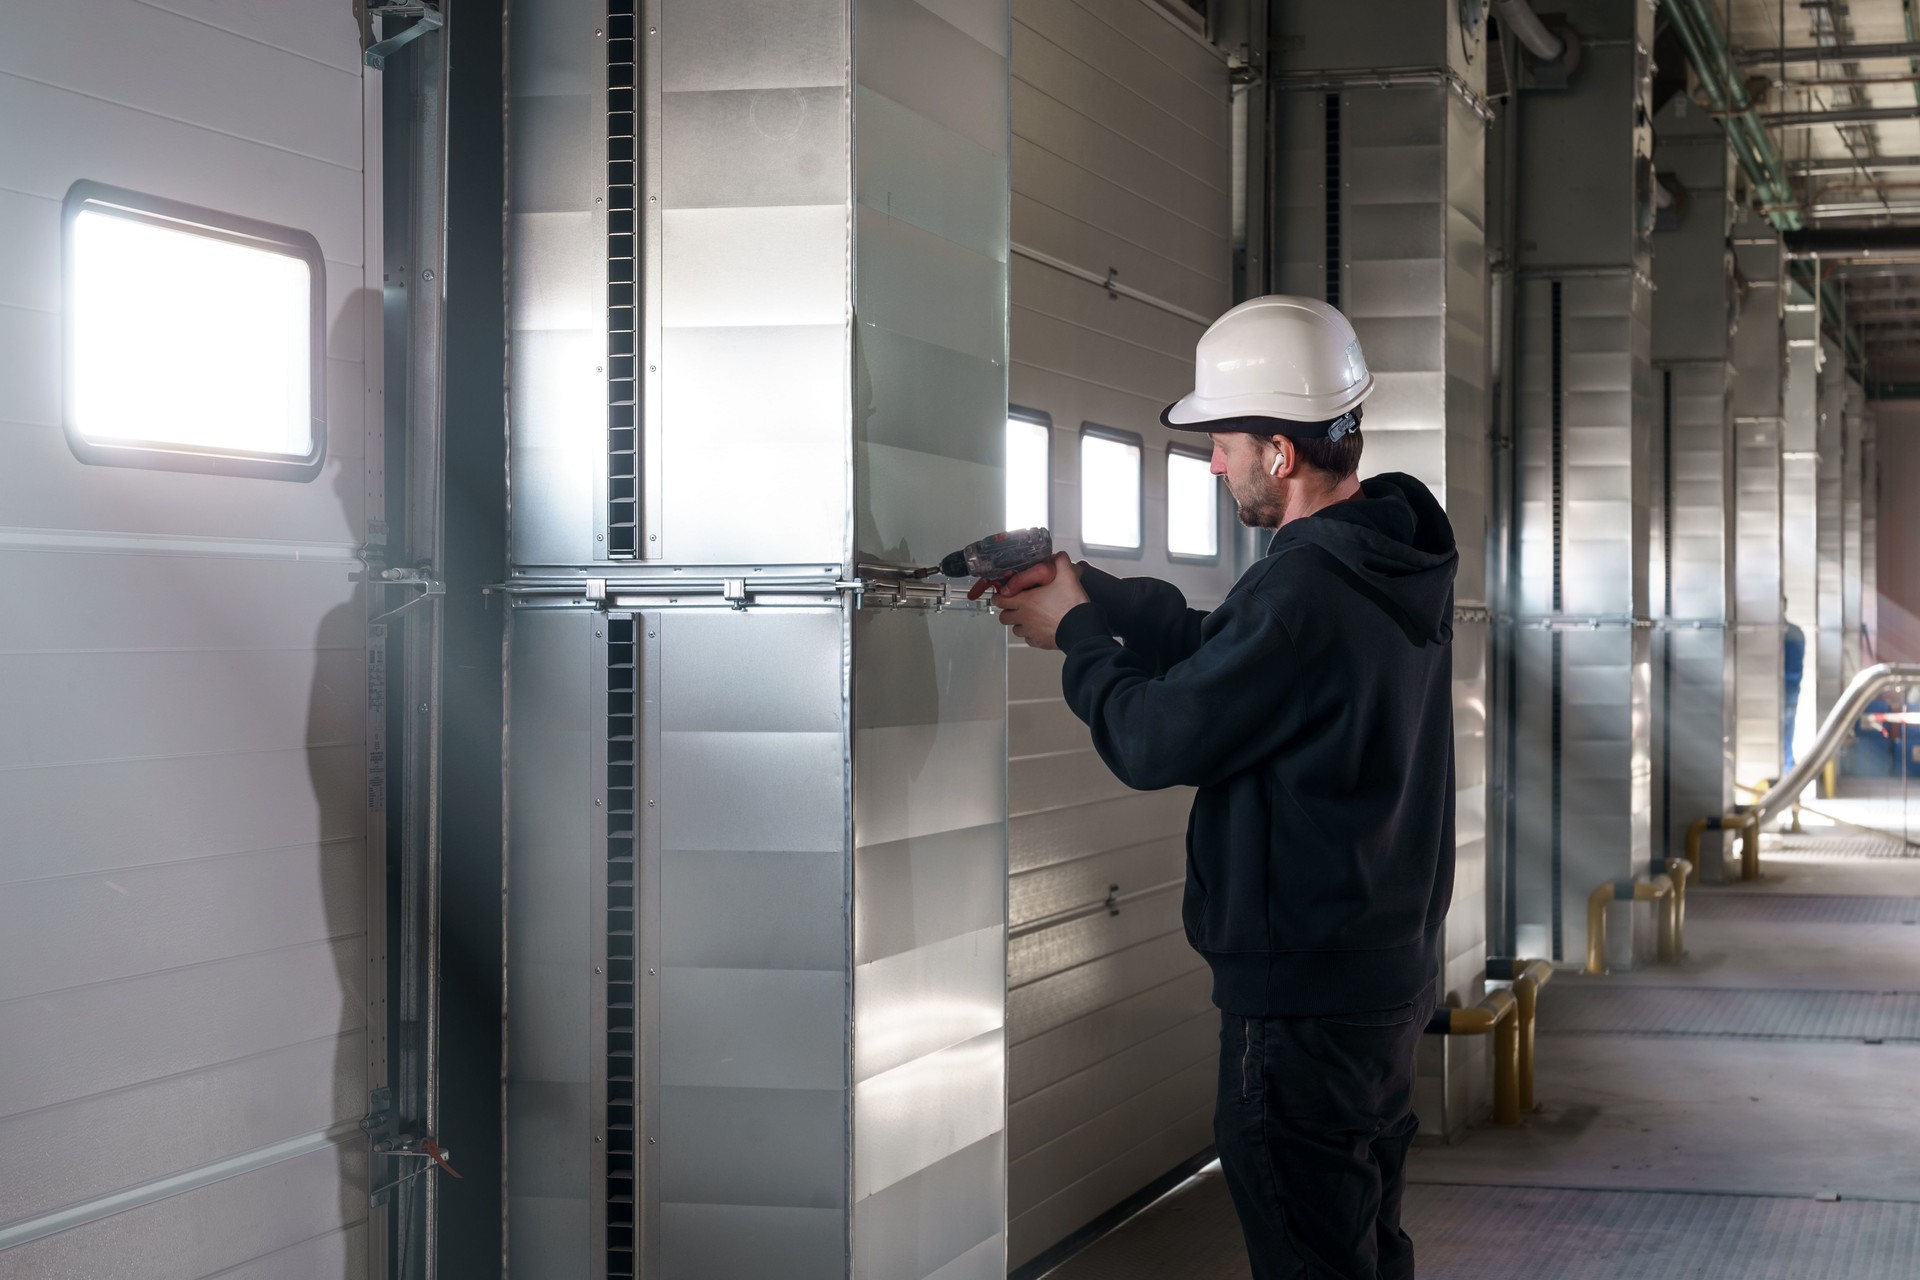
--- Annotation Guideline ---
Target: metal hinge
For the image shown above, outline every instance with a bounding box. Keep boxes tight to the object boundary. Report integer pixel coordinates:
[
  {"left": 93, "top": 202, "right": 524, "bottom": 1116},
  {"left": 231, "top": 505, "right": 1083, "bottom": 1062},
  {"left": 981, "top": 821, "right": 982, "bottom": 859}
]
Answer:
[
  {"left": 356, "top": 0, "right": 443, "bottom": 69},
  {"left": 365, "top": 566, "right": 446, "bottom": 624},
  {"left": 361, "top": 1087, "right": 462, "bottom": 1203}
]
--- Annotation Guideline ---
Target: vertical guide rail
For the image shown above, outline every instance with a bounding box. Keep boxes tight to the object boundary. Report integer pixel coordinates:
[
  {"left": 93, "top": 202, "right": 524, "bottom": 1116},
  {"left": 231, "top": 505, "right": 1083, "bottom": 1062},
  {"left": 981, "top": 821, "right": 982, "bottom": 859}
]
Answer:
[{"left": 394, "top": 9, "right": 451, "bottom": 1277}]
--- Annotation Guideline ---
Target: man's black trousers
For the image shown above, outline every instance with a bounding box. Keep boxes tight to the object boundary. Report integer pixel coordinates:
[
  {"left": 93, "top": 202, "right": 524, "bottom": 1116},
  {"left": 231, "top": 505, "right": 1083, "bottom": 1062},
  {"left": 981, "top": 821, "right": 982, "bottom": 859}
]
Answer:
[{"left": 1213, "top": 986, "right": 1434, "bottom": 1279}]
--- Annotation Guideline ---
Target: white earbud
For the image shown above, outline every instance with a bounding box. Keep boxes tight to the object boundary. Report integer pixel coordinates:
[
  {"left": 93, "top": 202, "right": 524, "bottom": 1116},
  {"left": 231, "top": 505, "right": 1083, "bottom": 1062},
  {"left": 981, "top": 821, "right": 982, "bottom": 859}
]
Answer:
[{"left": 1269, "top": 450, "right": 1284, "bottom": 476}]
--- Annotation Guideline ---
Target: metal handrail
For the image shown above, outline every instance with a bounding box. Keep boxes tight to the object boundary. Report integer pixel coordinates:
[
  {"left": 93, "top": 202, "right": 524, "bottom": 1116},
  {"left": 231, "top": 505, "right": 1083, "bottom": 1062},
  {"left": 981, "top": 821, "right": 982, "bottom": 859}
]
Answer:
[
  {"left": 1487, "top": 957, "right": 1554, "bottom": 1114},
  {"left": 1748, "top": 663, "right": 1920, "bottom": 823},
  {"left": 1688, "top": 812, "right": 1761, "bottom": 881},
  {"left": 1585, "top": 858, "right": 1692, "bottom": 975},
  {"left": 1427, "top": 988, "right": 1521, "bottom": 1125}
]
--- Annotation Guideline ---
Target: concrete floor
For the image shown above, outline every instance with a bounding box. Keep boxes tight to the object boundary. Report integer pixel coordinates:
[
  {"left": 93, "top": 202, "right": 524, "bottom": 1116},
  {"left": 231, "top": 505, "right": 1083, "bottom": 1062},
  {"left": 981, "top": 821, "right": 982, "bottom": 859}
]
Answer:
[{"left": 1042, "top": 806, "right": 1920, "bottom": 1278}]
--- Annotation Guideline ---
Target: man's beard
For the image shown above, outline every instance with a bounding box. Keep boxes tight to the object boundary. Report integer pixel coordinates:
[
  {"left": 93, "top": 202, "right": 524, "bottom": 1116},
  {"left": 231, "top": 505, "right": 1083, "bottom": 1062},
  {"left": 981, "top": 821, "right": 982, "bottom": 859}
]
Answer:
[{"left": 1229, "top": 477, "right": 1282, "bottom": 529}]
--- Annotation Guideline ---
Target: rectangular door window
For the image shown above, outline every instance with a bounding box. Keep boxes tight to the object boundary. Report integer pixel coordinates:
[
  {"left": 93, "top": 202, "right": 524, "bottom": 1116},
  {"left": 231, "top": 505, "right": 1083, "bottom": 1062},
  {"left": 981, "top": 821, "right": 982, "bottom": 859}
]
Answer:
[
  {"left": 63, "top": 181, "right": 326, "bottom": 480},
  {"left": 1080, "top": 427, "right": 1142, "bottom": 552},
  {"left": 1007, "top": 412, "right": 1051, "bottom": 530},
  {"left": 1167, "top": 446, "right": 1220, "bottom": 559}
]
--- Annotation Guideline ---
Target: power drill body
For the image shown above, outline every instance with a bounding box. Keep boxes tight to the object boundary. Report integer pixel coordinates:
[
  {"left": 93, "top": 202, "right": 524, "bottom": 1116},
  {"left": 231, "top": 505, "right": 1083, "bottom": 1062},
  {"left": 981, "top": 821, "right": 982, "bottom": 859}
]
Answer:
[{"left": 919, "top": 527, "right": 1053, "bottom": 583}]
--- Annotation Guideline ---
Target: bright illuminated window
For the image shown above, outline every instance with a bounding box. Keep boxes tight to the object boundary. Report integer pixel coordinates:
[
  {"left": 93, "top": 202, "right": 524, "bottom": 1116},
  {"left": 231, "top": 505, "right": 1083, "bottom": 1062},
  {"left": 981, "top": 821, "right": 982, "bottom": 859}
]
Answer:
[
  {"left": 1007, "top": 413, "right": 1050, "bottom": 530},
  {"left": 63, "top": 181, "right": 325, "bottom": 479},
  {"left": 1167, "top": 447, "right": 1219, "bottom": 558},
  {"left": 1080, "top": 428, "right": 1142, "bottom": 551}
]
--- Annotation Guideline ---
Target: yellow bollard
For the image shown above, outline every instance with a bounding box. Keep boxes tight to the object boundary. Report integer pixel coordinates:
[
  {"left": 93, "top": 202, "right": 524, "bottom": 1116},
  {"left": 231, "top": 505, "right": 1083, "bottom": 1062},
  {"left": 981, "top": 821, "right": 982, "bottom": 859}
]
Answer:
[
  {"left": 1664, "top": 858, "right": 1692, "bottom": 960},
  {"left": 1448, "top": 988, "right": 1520, "bottom": 1126},
  {"left": 1512, "top": 959, "right": 1554, "bottom": 1113}
]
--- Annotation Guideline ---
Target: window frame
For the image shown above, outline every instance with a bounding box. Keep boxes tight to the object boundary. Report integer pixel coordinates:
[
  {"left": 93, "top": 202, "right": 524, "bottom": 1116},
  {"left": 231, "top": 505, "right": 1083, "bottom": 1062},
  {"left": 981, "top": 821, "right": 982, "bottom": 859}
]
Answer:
[
  {"left": 61, "top": 179, "right": 328, "bottom": 482},
  {"left": 1077, "top": 423, "right": 1145, "bottom": 559},
  {"left": 1165, "top": 442, "right": 1223, "bottom": 565},
  {"left": 1006, "top": 404, "right": 1053, "bottom": 532}
]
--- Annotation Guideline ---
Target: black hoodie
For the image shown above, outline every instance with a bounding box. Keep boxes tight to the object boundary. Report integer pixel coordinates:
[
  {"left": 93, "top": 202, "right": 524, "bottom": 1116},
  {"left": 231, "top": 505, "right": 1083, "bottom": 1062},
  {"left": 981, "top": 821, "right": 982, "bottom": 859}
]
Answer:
[{"left": 1054, "top": 472, "right": 1458, "bottom": 1018}]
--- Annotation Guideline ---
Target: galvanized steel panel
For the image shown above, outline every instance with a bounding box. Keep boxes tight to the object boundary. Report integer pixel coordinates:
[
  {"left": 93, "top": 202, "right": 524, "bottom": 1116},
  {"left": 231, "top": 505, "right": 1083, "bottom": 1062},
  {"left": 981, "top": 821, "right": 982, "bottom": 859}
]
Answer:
[{"left": 504, "top": 607, "right": 598, "bottom": 1279}]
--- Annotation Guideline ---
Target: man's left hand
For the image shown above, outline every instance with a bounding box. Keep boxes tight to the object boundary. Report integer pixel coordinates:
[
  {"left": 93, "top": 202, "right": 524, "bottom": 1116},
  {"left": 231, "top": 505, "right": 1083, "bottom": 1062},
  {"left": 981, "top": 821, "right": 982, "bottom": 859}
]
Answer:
[{"left": 987, "top": 553, "right": 1090, "bottom": 651}]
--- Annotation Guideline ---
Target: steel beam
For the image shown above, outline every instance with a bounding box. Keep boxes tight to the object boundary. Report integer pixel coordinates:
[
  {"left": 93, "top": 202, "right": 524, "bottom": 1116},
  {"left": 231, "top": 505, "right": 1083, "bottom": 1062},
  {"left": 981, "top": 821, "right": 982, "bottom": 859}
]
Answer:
[
  {"left": 1761, "top": 104, "right": 1920, "bottom": 127},
  {"left": 1736, "top": 39, "right": 1920, "bottom": 65}
]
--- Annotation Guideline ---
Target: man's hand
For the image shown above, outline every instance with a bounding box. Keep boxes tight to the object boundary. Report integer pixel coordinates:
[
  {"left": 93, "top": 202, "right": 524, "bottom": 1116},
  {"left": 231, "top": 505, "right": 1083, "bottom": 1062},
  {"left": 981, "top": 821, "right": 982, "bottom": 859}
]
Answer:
[{"left": 983, "top": 552, "right": 1090, "bottom": 651}]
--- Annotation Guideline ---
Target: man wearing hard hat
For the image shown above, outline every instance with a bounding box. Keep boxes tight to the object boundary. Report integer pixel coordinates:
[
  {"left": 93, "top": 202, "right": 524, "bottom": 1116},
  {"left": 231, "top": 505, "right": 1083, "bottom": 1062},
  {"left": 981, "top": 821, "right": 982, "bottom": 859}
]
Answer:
[{"left": 993, "top": 296, "right": 1457, "bottom": 1280}]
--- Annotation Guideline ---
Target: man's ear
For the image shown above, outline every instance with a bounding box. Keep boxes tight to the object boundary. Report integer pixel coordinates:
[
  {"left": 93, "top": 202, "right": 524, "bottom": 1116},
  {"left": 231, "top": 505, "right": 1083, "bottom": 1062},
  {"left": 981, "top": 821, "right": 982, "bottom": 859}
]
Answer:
[{"left": 1268, "top": 435, "right": 1294, "bottom": 478}]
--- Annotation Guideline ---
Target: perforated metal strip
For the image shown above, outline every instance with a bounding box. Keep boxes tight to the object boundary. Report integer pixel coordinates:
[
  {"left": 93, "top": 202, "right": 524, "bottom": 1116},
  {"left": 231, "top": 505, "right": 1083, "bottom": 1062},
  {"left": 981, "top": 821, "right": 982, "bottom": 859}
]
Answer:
[
  {"left": 606, "top": 1, "right": 639, "bottom": 559},
  {"left": 606, "top": 615, "right": 639, "bottom": 1276}
]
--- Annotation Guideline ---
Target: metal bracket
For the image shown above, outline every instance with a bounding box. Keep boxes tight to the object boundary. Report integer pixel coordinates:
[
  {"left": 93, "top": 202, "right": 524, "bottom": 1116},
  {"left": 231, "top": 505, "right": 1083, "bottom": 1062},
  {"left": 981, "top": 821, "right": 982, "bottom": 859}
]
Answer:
[
  {"left": 361, "top": 1, "right": 442, "bottom": 69},
  {"left": 359, "top": 1086, "right": 394, "bottom": 1145},
  {"left": 1104, "top": 266, "right": 1121, "bottom": 300},
  {"left": 367, "top": 566, "right": 446, "bottom": 624},
  {"left": 723, "top": 578, "right": 748, "bottom": 609},
  {"left": 1105, "top": 884, "right": 1122, "bottom": 917}
]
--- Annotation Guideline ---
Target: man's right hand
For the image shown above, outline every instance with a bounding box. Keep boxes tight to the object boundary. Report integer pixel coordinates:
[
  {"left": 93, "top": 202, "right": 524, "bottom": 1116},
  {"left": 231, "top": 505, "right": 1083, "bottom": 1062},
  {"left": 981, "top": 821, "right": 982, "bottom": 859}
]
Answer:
[{"left": 966, "top": 557, "right": 1058, "bottom": 601}]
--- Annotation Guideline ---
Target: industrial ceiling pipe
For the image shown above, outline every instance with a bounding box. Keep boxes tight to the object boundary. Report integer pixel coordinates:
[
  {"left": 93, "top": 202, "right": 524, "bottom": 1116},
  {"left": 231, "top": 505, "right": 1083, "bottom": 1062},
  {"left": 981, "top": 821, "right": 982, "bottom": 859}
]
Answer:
[
  {"left": 1735, "top": 39, "right": 1920, "bottom": 65},
  {"left": 1495, "top": 0, "right": 1564, "bottom": 61},
  {"left": 1763, "top": 104, "right": 1920, "bottom": 127},
  {"left": 1782, "top": 226, "right": 1920, "bottom": 257},
  {"left": 1661, "top": 0, "right": 1802, "bottom": 229}
]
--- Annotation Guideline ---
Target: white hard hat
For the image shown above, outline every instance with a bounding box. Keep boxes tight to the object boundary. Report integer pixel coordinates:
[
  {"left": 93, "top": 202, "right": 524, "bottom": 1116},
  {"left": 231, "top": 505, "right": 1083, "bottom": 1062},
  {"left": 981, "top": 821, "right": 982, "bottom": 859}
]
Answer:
[{"left": 1162, "top": 295, "right": 1374, "bottom": 434}]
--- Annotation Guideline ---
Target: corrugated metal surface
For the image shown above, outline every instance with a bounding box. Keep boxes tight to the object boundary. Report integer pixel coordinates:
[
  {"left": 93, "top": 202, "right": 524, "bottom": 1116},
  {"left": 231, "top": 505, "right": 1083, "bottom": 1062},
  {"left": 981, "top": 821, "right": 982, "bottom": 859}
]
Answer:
[
  {"left": 1841, "top": 381, "right": 1864, "bottom": 686},
  {"left": 848, "top": 6, "right": 1011, "bottom": 1274},
  {"left": 503, "top": 2, "right": 1010, "bottom": 1277},
  {"left": 1649, "top": 108, "right": 1735, "bottom": 865},
  {"left": 1781, "top": 304, "right": 1819, "bottom": 764},
  {"left": 1815, "top": 345, "right": 1846, "bottom": 718},
  {"left": 0, "top": 1, "right": 380, "bottom": 1274},
  {"left": 1730, "top": 210, "right": 1784, "bottom": 793},
  {"left": 1511, "top": 5, "right": 1656, "bottom": 965},
  {"left": 1005, "top": 0, "right": 1232, "bottom": 1266}
]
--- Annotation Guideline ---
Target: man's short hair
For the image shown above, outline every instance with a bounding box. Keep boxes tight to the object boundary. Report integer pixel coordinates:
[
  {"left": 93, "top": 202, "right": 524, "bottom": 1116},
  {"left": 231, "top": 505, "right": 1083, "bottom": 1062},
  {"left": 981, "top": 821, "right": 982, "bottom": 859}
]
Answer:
[{"left": 1287, "top": 427, "right": 1363, "bottom": 477}]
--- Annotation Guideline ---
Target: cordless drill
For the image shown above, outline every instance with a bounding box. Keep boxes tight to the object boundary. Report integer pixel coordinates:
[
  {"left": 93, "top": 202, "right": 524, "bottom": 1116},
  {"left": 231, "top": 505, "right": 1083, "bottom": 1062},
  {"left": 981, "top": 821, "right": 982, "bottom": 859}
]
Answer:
[{"left": 914, "top": 527, "right": 1053, "bottom": 584}]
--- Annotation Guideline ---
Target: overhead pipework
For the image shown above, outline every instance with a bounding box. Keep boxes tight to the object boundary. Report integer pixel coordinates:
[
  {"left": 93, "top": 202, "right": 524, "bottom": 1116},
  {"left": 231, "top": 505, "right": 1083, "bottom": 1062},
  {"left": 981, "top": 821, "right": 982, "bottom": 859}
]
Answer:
[
  {"left": 1659, "top": 0, "right": 1802, "bottom": 231},
  {"left": 1495, "top": 0, "right": 1564, "bottom": 62},
  {"left": 1745, "top": 663, "right": 1920, "bottom": 822}
]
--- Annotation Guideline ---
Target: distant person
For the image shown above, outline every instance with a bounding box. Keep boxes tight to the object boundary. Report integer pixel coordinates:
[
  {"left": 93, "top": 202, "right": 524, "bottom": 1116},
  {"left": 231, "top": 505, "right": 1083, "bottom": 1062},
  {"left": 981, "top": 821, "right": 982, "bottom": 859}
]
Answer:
[
  {"left": 1783, "top": 612, "right": 1805, "bottom": 772},
  {"left": 987, "top": 297, "right": 1455, "bottom": 1280}
]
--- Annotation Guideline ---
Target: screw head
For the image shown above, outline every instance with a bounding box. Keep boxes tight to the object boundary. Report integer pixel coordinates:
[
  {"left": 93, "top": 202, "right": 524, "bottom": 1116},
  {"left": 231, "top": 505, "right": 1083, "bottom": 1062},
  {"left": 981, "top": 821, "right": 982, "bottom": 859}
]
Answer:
[{"left": 421, "top": 268, "right": 435, "bottom": 281}]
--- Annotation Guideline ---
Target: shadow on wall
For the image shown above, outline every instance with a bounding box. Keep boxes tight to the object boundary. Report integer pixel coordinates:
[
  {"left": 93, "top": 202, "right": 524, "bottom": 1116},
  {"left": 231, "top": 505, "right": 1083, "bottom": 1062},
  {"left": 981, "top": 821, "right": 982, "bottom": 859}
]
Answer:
[{"left": 308, "top": 288, "right": 375, "bottom": 1276}]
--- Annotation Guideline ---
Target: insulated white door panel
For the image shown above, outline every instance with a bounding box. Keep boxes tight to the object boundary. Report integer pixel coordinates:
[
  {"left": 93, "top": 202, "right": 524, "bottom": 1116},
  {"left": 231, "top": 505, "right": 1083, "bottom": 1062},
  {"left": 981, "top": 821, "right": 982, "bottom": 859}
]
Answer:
[
  {"left": 69, "top": 0, "right": 368, "bottom": 75},
  {"left": 0, "top": 551, "right": 363, "bottom": 651},
  {"left": 0, "top": 1143, "right": 366, "bottom": 1280},
  {"left": 0, "top": 0, "right": 362, "bottom": 168},
  {"left": 0, "top": 1032, "right": 358, "bottom": 1230},
  {"left": 1008, "top": 1103, "right": 1214, "bottom": 1264},
  {"left": 0, "top": 841, "right": 361, "bottom": 1001},
  {"left": 0, "top": 352, "right": 368, "bottom": 543},
  {"left": 1010, "top": 277, "right": 1205, "bottom": 400},
  {"left": 1012, "top": 136, "right": 1224, "bottom": 278},
  {"left": 0, "top": 76, "right": 366, "bottom": 258},
  {"left": 1014, "top": 1, "right": 1231, "bottom": 147},
  {"left": 1007, "top": 1009, "right": 1214, "bottom": 1156},
  {"left": 0, "top": 0, "right": 378, "bottom": 1273},
  {"left": 1008, "top": 1055, "right": 1214, "bottom": 1207},
  {"left": 0, "top": 751, "right": 363, "bottom": 883},
  {"left": 1008, "top": 787, "right": 1191, "bottom": 870},
  {"left": 0, "top": 648, "right": 362, "bottom": 769}
]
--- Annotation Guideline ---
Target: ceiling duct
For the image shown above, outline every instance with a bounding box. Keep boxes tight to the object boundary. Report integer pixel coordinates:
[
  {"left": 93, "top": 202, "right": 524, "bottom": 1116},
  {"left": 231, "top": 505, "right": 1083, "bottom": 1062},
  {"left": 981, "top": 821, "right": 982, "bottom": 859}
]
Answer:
[{"left": 1782, "top": 226, "right": 1920, "bottom": 259}]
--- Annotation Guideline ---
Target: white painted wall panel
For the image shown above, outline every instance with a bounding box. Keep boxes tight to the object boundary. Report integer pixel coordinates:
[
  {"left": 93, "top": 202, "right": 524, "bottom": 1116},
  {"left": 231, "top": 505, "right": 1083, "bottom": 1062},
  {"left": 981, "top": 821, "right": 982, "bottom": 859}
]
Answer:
[{"left": 0, "top": 1, "right": 378, "bottom": 1273}]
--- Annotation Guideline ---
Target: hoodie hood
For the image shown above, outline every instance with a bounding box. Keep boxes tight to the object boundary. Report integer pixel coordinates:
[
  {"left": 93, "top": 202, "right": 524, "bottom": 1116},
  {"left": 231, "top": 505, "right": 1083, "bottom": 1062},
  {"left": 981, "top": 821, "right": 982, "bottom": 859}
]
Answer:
[{"left": 1268, "top": 472, "right": 1458, "bottom": 644}]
